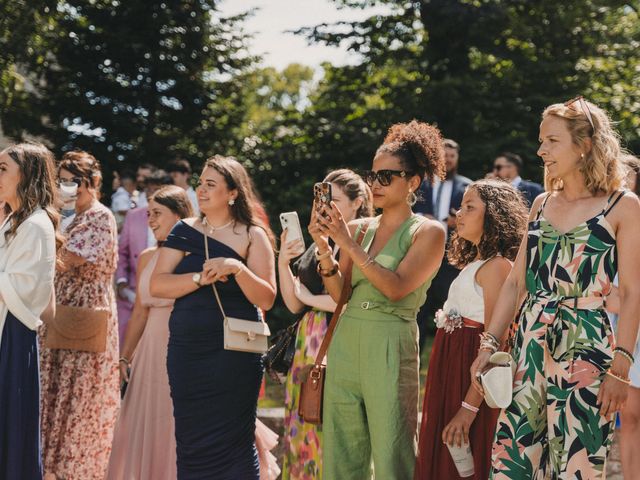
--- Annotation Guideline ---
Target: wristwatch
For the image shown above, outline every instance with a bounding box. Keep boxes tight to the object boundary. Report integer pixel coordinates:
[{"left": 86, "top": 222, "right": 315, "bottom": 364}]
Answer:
[{"left": 192, "top": 272, "right": 202, "bottom": 287}]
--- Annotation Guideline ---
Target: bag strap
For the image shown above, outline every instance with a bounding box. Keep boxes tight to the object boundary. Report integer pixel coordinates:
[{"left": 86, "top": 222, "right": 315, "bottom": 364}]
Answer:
[
  {"left": 313, "top": 221, "right": 370, "bottom": 366},
  {"left": 203, "top": 230, "right": 228, "bottom": 319}
]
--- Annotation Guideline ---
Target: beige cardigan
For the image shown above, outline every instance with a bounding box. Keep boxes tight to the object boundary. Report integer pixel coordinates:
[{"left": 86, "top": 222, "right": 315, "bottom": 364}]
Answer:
[{"left": 0, "top": 208, "right": 56, "bottom": 350}]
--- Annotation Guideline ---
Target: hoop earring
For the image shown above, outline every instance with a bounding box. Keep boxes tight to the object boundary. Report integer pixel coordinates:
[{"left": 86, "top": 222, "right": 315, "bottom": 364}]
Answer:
[
  {"left": 406, "top": 190, "right": 418, "bottom": 207},
  {"left": 228, "top": 199, "right": 235, "bottom": 206}
]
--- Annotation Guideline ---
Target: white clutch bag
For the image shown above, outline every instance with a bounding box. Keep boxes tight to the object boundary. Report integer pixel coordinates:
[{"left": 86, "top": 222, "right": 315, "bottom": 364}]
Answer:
[{"left": 481, "top": 351, "right": 516, "bottom": 409}]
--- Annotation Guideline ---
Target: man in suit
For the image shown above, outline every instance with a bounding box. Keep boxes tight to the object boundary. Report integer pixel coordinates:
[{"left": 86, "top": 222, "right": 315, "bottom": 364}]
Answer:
[
  {"left": 116, "top": 169, "right": 172, "bottom": 345},
  {"left": 491, "top": 152, "right": 544, "bottom": 206},
  {"left": 414, "top": 138, "right": 471, "bottom": 350}
]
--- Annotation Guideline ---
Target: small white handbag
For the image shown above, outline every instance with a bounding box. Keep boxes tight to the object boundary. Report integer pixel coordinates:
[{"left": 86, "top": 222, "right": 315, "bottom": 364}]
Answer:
[
  {"left": 481, "top": 351, "right": 516, "bottom": 409},
  {"left": 204, "top": 233, "right": 270, "bottom": 354}
]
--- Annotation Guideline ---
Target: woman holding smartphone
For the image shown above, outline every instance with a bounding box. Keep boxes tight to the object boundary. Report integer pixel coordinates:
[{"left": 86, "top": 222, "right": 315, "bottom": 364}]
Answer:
[
  {"left": 310, "top": 121, "right": 446, "bottom": 479},
  {"left": 279, "top": 169, "right": 372, "bottom": 479},
  {"left": 470, "top": 98, "right": 640, "bottom": 479}
]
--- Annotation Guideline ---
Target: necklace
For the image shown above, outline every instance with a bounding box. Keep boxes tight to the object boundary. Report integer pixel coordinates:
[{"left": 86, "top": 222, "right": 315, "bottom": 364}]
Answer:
[{"left": 202, "top": 216, "right": 234, "bottom": 235}]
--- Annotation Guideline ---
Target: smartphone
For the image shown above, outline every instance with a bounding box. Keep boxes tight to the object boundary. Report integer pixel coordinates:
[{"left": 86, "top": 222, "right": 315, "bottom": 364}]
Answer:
[
  {"left": 314, "top": 182, "right": 333, "bottom": 220},
  {"left": 280, "top": 211, "right": 305, "bottom": 254}
]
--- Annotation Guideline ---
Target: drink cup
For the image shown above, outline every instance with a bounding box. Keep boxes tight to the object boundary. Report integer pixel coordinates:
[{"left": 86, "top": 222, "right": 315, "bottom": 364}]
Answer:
[
  {"left": 59, "top": 181, "right": 78, "bottom": 211},
  {"left": 446, "top": 442, "right": 475, "bottom": 477}
]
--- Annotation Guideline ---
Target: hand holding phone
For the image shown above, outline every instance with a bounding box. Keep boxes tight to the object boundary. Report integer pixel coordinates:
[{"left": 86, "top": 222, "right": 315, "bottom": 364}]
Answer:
[
  {"left": 280, "top": 211, "right": 305, "bottom": 256},
  {"left": 314, "top": 182, "right": 332, "bottom": 213}
]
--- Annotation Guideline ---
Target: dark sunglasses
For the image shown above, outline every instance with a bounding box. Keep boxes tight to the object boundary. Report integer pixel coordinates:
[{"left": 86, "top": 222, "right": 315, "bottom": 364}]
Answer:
[
  {"left": 362, "top": 169, "right": 413, "bottom": 187},
  {"left": 58, "top": 177, "right": 83, "bottom": 187},
  {"left": 564, "top": 95, "right": 595, "bottom": 132}
]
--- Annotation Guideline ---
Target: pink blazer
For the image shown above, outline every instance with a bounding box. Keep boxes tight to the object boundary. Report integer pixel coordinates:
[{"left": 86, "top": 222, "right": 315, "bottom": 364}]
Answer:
[{"left": 116, "top": 207, "right": 149, "bottom": 288}]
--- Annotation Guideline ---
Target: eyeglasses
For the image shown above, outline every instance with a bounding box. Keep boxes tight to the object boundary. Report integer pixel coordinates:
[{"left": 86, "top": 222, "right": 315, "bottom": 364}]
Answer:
[
  {"left": 58, "top": 177, "right": 83, "bottom": 187},
  {"left": 564, "top": 95, "right": 595, "bottom": 132},
  {"left": 362, "top": 169, "right": 413, "bottom": 187}
]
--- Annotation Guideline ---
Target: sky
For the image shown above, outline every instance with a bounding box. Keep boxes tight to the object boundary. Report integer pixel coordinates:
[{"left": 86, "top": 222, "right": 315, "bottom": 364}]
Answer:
[{"left": 218, "top": 0, "right": 391, "bottom": 70}]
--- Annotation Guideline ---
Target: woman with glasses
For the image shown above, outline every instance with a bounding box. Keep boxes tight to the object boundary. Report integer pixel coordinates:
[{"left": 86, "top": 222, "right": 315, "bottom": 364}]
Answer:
[
  {"left": 40, "top": 151, "right": 120, "bottom": 480},
  {"left": 310, "top": 120, "right": 446, "bottom": 479},
  {"left": 0, "top": 143, "right": 60, "bottom": 480},
  {"left": 470, "top": 98, "right": 640, "bottom": 479}
]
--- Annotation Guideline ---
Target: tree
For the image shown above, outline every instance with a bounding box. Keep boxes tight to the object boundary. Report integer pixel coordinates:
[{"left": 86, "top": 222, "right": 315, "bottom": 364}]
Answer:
[{"left": 1, "top": 0, "right": 255, "bottom": 176}]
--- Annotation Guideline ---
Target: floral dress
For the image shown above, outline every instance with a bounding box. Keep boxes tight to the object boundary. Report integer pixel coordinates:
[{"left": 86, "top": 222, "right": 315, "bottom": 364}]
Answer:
[
  {"left": 40, "top": 201, "right": 119, "bottom": 480},
  {"left": 491, "top": 191, "right": 625, "bottom": 479},
  {"left": 282, "top": 244, "right": 328, "bottom": 479}
]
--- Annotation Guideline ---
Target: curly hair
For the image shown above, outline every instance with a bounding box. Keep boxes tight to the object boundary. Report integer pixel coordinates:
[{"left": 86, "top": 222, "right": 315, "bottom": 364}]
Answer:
[
  {"left": 377, "top": 120, "right": 446, "bottom": 182},
  {"left": 448, "top": 179, "right": 528, "bottom": 269}
]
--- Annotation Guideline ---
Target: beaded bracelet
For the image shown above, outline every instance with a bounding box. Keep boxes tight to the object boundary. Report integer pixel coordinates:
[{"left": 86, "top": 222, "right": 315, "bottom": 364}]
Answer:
[
  {"left": 317, "top": 262, "right": 339, "bottom": 277},
  {"left": 461, "top": 401, "right": 479, "bottom": 414},
  {"left": 606, "top": 369, "right": 631, "bottom": 385},
  {"left": 614, "top": 347, "right": 635, "bottom": 365}
]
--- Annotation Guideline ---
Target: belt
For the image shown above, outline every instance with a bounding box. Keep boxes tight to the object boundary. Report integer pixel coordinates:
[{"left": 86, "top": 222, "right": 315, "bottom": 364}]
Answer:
[{"left": 527, "top": 292, "right": 607, "bottom": 361}]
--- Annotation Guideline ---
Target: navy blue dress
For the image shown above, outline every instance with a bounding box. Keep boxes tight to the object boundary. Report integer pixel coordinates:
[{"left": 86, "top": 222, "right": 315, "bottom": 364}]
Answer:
[
  {"left": 164, "top": 221, "right": 263, "bottom": 480},
  {"left": 0, "top": 312, "right": 42, "bottom": 479}
]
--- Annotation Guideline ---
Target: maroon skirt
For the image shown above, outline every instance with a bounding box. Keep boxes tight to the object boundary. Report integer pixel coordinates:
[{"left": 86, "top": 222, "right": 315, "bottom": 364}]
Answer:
[{"left": 415, "top": 319, "right": 500, "bottom": 480}]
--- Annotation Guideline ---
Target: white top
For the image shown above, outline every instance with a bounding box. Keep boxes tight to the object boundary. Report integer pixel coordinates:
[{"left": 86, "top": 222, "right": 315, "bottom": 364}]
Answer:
[
  {"left": 511, "top": 176, "right": 523, "bottom": 189},
  {"left": 441, "top": 259, "right": 488, "bottom": 323},
  {"left": 111, "top": 187, "right": 132, "bottom": 212},
  {"left": 431, "top": 178, "right": 453, "bottom": 223},
  {"left": 0, "top": 208, "right": 56, "bottom": 350}
]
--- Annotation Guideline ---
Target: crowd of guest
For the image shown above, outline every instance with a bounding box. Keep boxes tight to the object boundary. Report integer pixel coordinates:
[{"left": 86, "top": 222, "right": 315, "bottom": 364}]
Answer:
[{"left": 1, "top": 95, "right": 639, "bottom": 480}]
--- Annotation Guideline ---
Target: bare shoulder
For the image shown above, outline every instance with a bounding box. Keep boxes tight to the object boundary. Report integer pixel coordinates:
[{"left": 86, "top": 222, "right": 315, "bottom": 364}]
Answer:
[
  {"left": 137, "top": 246, "right": 157, "bottom": 269},
  {"left": 414, "top": 216, "right": 446, "bottom": 243},
  {"left": 609, "top": 191, "right": 640, "bottom": 229},
  {"left": 477, "top": 256, "right": 512, "bottom": 285},
  {"left": 248, "top": 225, "right": 272, "bottom": 247},
  {"left": 528, "top": 192, "right": 549, "bottom": 220}
]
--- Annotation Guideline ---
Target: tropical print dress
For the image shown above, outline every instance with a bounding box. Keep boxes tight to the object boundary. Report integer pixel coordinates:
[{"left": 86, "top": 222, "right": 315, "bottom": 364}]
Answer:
[{"left": 491, "top": 191, "right": 626, "bottom": 480}]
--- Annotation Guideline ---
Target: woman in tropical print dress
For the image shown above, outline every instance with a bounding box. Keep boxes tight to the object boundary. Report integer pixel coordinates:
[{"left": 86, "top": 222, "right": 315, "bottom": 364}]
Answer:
[
  {"left": 470, "top": 98, "right": 640, "bottom": 479},
  {"left": 278, "top": 169, "right": 372, "bottom": 479}
]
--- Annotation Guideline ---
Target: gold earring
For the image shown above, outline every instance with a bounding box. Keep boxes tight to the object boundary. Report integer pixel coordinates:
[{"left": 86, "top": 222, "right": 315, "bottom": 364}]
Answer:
[{"left": 406, "top": 190, "right": 418, "bottom": 207}]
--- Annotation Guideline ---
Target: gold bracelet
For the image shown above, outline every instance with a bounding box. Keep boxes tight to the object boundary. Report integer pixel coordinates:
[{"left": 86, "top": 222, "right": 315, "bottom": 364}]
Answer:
[{"left": 606, "top": 370, "right": 631, "bottom": 385}]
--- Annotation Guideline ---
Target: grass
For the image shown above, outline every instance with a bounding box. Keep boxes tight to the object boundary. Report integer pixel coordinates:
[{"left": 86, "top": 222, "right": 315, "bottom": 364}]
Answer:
[{"left": 259, "top": 334, "right": 435, "bottom": 409}]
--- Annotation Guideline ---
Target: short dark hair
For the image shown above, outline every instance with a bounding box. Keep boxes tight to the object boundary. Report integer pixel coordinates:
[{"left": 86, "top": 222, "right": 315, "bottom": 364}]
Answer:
[
  {"left": 498, "top": 152, "right": 523, "bottom": 172},
  {"left": 166, "top": 159, "right": 192, "bottom": 175},
  {"left": 145, "top": 169, "right": 173, "bottom": 186},
  {"left": 138, "top": 163, "right": 156, "bottom": 172},
  {"left": 119, "top": 169, "right": 136, "bottom": 182},
  {"left": 443, "top": 139, "right": 460, "bottom": 152}
]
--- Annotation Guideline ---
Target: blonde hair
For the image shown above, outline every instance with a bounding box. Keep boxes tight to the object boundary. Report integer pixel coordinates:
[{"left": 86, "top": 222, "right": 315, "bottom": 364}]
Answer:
[{"left": 542, "top": 100, "right": 625, "bottom": 194}]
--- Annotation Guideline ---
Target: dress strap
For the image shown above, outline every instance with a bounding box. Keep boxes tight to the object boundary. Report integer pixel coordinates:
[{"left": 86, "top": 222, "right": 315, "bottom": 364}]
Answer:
[
  {"left": 534, "top": 193, "right": 552, "bottom": 221},
  {"left": 603, "top": 190, "right": 628, "bottom": 217}
]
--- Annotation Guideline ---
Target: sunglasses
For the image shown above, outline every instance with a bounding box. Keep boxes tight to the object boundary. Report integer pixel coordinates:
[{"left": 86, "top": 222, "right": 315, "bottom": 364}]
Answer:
[
  {"left": 58, "top": 177, "right": 83, "bottom": 187},
  {"left": 362, "top": 169, "right": 413, "bottom": 187},
  {"left": 564, "top": 95, "right": 595, "bottom": 132}
]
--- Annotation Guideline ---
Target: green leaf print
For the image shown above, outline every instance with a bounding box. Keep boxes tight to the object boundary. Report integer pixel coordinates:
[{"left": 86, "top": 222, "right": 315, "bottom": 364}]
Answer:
[
  {"left": 548, "top": 434, "right": 568, "bottom": 474},
  {"left": 522, "top": 388, "right": 547, "bottom": 440},
  {"left": 524, "top": 338, "right": 544, "bottom": 382},
  {"left": 575, "top": 410, "right": 605, "bottom": 455}
]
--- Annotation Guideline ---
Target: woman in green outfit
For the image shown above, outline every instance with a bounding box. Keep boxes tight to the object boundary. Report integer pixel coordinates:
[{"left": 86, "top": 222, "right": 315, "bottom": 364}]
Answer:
[
  {"left": 470, "top": 98, "right": 640, "bottom": 479},
  {"left": 310, "top": 120, "right": 447, "bottom": 479},
  {"left": 278, "top": 169, "right": 372, "bottom": 479}
]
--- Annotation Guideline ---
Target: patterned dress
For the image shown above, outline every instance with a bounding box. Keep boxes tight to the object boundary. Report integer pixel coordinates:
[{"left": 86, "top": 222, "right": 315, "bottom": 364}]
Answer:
[
  {"left": 282, "top": 243, "right": 329, "bottom": 480},
  {"left": 491, "top": 191, "right": 625, "bottom": 479},
  {"left": 40, "top": 201, "right": 120, "bottom": 480}
]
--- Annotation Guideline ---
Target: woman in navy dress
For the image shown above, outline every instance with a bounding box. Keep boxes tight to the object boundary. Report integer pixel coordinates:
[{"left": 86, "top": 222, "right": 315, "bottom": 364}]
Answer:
[
  {"left": 0, "top": 143, "right": 61, "bottom": 480},
  {"left": 151, "top": 155, "right": 276, "bottom": 479}
]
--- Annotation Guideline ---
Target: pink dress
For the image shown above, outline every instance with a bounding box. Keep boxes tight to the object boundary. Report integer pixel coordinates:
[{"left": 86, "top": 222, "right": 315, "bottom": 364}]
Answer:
[
  {"left": 40, "top": 201, "right": 120, "bottom": 480},
  {"left": 106, "top": 250, "right": 177, "bottom": 479}
]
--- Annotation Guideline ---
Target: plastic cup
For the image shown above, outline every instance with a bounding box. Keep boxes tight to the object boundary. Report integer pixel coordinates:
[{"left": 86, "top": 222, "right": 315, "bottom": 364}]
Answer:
[
  {"left": 59, "top": 181, "right": 78, "bottom": 211},
  {"left": 446, "top": 442, "right": 475, "bottom": 477}
]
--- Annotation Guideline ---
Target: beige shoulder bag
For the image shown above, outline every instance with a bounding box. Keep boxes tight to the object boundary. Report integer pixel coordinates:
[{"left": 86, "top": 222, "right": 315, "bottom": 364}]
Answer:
[{"left": 204, "top": 232, "right": 270, "bottom": 354}]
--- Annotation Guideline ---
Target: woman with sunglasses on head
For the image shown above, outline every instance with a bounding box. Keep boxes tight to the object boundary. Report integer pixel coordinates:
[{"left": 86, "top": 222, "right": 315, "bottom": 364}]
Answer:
[
  {"left": 470, "top": 98, "right": 640, "bottom": 479},
  {"left": 40, "top": 151, "right": 120, "bottom": 480},
  {"left": 310, "top": 120, "right": 446, "bottom": 479},
  {"left": 0, "top": 143, "right": 60, "bottom": 480}
]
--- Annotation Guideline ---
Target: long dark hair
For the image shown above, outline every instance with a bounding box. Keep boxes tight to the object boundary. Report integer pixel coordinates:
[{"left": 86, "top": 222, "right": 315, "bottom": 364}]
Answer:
[
  {"left": 2, "top": 143, "right": 64, "bottom": 252},
  {"left": 58, "top": 150, "right": 103, "bottom": 198},
  {"left": 202, "top": 155, "right": 276, "bottom": 249}
]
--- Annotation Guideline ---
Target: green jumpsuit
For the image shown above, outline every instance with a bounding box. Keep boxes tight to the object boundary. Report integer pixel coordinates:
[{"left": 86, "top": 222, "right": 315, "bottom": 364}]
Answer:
[{"left": 323, "top": 215, "right": 433, "bottom": 479}]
